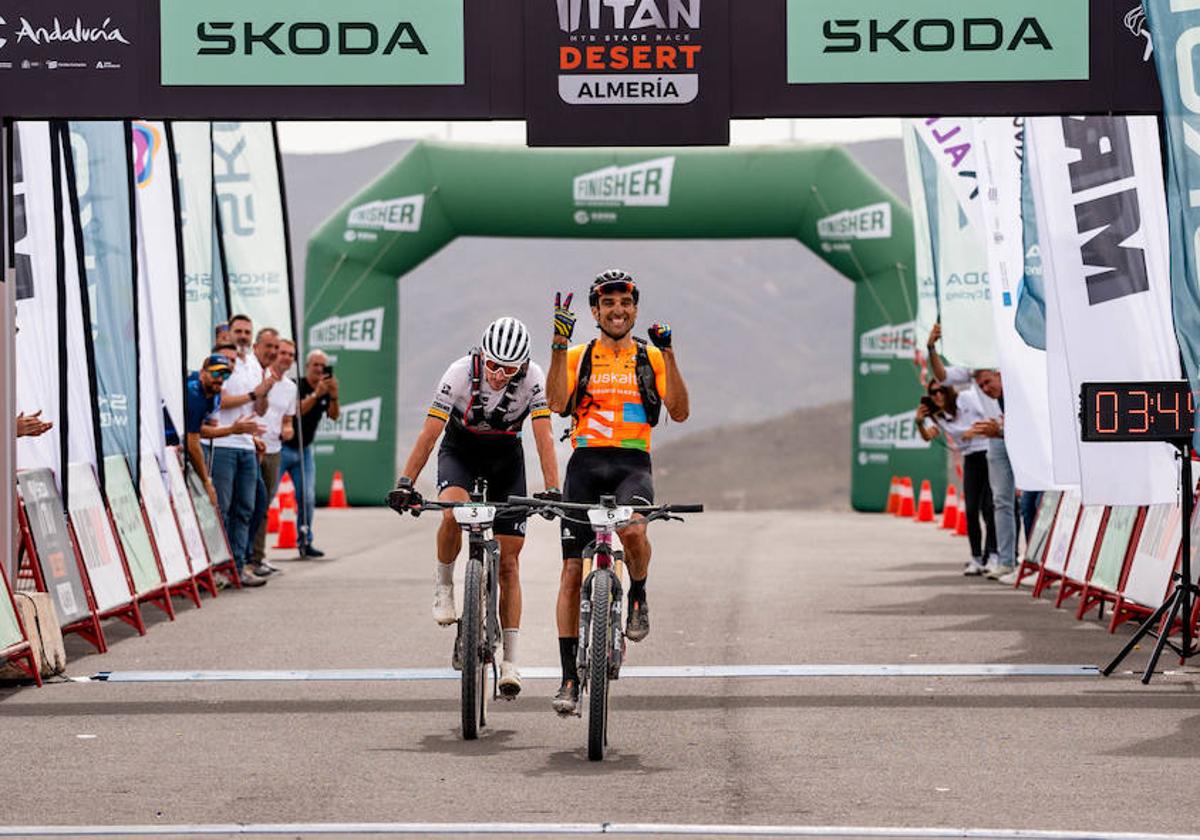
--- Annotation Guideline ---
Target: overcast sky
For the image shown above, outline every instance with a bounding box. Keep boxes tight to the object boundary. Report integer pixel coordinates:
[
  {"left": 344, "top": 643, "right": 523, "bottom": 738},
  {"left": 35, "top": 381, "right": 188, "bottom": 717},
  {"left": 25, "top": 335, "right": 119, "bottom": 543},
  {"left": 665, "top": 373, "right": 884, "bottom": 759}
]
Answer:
[{"left": 276, "top": 118, "right": 902, "bottom": 154}]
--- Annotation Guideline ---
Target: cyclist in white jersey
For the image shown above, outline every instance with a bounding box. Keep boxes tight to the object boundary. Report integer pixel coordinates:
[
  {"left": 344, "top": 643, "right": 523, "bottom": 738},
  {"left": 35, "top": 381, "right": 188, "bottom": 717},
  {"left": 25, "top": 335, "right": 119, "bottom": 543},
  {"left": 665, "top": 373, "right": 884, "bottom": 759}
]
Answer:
[{"left": 387, "top": 317, "right": 560, "bottom": 698}]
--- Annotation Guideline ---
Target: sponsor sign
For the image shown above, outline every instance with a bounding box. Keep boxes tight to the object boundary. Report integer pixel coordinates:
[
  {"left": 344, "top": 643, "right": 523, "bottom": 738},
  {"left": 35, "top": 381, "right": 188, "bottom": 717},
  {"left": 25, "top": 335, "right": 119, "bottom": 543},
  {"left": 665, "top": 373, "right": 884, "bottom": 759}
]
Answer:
[
  {"left": 525, "top": 0, "right": 731, "bottom": 145},
  {"left": 315, "top": 397, "right": 383, "bottom": 442},
  {"left": 571, "top": 156, "right": 675, "bottom": 223},
  {"left": 787, "top": 0, "right": 1089, "bottom": 84},
  {"left": 817, "top": 201, "right": 892, "bottom": 242},
  {"left": 17, "top": 470, "right": 92, "bottom": 625},
  {"left": 859, "top": 322, "right": 917, "bottom": 360},
  {"left": 344, "top": 194, "right": 425, "bottom": 242},
  {"left": 857, "top": 411, "right": 930, "bottom": 450},
  {"left": 308, "top": 307, "right": 385, "bottom": 352},
  {"left": 160, "top": 0, "right": 465, "bottom": 86}
]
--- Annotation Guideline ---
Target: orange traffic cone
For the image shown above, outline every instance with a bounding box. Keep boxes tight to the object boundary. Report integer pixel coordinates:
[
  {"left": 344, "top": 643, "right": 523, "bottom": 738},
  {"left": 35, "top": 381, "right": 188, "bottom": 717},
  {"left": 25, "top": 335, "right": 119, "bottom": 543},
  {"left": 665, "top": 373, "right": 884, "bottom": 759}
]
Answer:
[
  {"left": 914, "top": 480, "right": 935, "bottom": 523},
  {"left": 955, "top": 500, "right": 969, "bottom": 537},
  {"left": 277, "top": 473, "right": 295, "bottom": 509},
  {"left": 940, "top": 486, "right": 959, "bottom": 529},
  {"left": 266, "top": 492, "right": 281, "bottom": 534},
  {"left": 329, "top": 470, "right": 349, "bottom": 509},
  {"left": 885, "top": 476, "right": 900, "bottom": 514},
  {"left": 897, "top": 477, "right": 915, "bottom": 518},
  {"left": 274, "top": 501, "right": 298, "bottom": 550}
]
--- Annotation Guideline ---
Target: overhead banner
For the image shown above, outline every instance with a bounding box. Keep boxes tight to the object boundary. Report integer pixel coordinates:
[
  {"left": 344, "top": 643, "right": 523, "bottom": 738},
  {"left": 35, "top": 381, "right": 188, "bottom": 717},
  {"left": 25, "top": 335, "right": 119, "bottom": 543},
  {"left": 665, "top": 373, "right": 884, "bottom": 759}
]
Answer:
[
  {"left": 173, "top": 122, "right": 218, "bottom": 370},
  {"left": 973, "top": 117, "right": 1057, "bottom": 490},
  {"left": 1140, "top": 0, "right": 1200, "bottom": 449},
  {"left": 904, "top": 118, "right": 997, "bottom": 368},
  {"left": 1027, "top": 115, "right": 1181, "bottom": 505},
  {"left": 132, "top": 121, "right": 185, "bottom": 434},
  {"left": 212, "top": 123, "right": 294, "bottom": 337},
  {"left": 12, "top": 122, "right": 64, "bottom": 480},
  {"left": 523, "top": 0, "right": 732, "bottom": 145},
  {"left": 67, "top": 121, "right": 140, "bottom": 486}
]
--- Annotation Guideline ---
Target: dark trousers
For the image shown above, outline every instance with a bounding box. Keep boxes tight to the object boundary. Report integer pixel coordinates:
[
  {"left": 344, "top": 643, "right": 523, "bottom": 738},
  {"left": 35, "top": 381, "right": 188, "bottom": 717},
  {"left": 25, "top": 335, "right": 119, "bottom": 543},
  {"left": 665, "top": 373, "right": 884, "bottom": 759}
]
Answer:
[{"left": 962, "top": 450, "right": 997, "bottom": 560}]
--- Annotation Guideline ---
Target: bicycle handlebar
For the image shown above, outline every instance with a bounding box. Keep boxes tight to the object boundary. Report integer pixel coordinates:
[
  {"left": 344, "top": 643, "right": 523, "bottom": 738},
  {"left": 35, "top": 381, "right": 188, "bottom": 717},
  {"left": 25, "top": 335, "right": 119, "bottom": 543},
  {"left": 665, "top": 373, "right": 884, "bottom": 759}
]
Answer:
[{"left": 506, "top": 496, "right": 704, "bottom": 516}]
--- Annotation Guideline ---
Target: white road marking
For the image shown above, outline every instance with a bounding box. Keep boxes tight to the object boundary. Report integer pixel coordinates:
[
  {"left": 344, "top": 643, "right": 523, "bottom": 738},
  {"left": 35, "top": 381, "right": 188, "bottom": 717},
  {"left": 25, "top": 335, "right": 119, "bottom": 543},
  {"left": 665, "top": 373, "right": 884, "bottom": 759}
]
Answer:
[
  {"left": 87, "top": 664, "right": 1100, "bottom": 683},
  {"left": 0, "top": 822, "right": 1197, "bottom": 838}
]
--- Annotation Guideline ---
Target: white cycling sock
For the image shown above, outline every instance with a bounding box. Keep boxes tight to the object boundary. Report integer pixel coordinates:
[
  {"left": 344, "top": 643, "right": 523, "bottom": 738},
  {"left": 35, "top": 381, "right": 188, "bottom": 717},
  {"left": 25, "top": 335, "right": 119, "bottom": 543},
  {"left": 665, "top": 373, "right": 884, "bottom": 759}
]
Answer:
[
  {"left": 503, "top": 628, "right": 519, "bottom": 664},
  {"left": 436, "top": 560, "right": 455, "bottom": 586}
]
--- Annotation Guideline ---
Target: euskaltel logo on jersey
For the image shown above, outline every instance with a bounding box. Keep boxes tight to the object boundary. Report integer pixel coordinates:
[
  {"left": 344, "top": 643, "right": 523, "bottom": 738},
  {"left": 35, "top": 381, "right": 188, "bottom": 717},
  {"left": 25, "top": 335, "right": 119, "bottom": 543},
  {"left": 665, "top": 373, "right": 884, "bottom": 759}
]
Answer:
[{"left": 553, "top": 0, "right": 704, "bottom": 106}]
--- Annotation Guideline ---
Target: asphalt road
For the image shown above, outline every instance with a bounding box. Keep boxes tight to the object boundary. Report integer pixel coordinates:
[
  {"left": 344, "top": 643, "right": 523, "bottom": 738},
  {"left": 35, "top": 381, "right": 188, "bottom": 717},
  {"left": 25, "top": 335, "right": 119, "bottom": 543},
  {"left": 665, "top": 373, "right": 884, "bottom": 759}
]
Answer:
[{"left": 2, "top": 509, "right": 1199, "bottom": 838}]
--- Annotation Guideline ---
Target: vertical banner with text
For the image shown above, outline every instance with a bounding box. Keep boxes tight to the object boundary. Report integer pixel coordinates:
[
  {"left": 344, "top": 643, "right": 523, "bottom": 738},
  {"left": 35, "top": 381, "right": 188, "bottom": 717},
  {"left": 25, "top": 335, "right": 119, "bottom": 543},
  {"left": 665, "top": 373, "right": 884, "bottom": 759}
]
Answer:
[
  {"left": 1141, "top": 0, "right": 1200, "bottom": 449},
  {"left": 68, "top": 121, "right": 139, "bottom": 486},
  {"left": 212, "top": 122, "right": 294, "bottom": 338},
  {"left": 1028, "top": 115, "right": 1182, "bottom": 505},
  {"left": 172, "top": 123, "right": 217, "bottom": 370}
]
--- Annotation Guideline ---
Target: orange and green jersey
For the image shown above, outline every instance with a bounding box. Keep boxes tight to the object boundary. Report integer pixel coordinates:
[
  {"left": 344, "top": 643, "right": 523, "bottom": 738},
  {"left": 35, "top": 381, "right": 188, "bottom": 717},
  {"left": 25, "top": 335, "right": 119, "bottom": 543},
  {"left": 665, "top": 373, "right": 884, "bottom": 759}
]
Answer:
[{"left": 565, "top": 341, "right": 667, "bottom": 452}]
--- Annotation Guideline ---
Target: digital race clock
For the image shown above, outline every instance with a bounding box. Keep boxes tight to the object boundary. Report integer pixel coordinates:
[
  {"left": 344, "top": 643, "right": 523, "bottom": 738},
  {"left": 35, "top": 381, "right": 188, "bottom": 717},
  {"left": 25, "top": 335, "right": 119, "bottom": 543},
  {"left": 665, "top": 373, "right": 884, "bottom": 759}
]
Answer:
[{"left": 1080, "top": 381, "right": 1197, "bottom": 443}]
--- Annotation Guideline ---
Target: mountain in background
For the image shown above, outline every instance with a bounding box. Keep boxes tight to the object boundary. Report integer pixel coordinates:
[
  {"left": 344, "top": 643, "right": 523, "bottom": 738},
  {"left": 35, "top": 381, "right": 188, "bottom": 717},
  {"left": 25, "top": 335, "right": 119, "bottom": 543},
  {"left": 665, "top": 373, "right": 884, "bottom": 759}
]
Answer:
[{"left": 282, "top": 138, "right": 907, "bottom": 505}]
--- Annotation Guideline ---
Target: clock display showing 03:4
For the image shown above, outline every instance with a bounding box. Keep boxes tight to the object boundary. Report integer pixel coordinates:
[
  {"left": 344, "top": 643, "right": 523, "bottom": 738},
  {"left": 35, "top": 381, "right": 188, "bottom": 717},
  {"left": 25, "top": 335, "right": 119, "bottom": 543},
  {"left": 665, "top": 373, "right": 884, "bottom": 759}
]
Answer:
[{"left": 1080, "top": 381, "right": 1198, "bottom": 443}]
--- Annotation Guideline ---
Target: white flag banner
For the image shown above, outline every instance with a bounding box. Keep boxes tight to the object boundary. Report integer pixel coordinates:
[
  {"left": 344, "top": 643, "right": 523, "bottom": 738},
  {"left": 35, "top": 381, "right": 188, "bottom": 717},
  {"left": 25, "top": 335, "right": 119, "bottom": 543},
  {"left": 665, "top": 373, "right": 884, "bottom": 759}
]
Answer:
[
  {"left": 1027, "top": 115, "right": 1181, "bottom": 506},
  {"left": 973, "top": 117, "right": 1057, "bottom": 490},
  {"left": 13, "top": 121, "right": 62, "bottom": 479},
  {"left": 212, "top": 122, "right": 293, "bottom": 338},
  {"left": 132, "top": 121, "right": 185, "bottom": 436},
  {"left": 173, "top": 122, "right": 217, "bottom": 370},
  {"left": 59, "top": 128, "right": 97, "bottom": 472},
  {"left": 904, "top": 118, "right": 998, "bottom": 368},
  {"left": 902, "top": 123, "right": 938, "bottom": 343}
]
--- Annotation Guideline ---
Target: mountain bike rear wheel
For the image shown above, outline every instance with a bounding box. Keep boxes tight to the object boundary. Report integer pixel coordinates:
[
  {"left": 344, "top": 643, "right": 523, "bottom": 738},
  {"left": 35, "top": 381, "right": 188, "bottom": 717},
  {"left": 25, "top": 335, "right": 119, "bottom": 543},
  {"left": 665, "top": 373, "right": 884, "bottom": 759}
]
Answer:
[
  {"left": 461, "top": 550, "right": 487, "bottom": 740},
  {"left": 587, "top": 570, "right": 612, "bottom": 761}
]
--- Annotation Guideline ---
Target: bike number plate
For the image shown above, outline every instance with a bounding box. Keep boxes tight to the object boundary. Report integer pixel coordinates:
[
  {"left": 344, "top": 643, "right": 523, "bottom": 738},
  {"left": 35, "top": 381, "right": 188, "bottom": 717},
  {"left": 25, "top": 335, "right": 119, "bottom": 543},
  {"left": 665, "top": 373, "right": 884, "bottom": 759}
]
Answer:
[
  {"left": 454, "top": 505, "right": 496, "bottom": 526},
  {"left": 588, "top": 506, "right": 633, "bottom": 528}
]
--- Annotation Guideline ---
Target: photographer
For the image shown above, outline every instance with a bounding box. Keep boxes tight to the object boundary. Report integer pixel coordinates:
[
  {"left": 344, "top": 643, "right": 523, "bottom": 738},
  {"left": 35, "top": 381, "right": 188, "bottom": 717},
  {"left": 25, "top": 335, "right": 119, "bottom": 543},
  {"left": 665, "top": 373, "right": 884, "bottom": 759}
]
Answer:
[
  {"left": 915, "top": 380, "right": 997, "bottom": 576},
  {"left": 281, "top": 349, "right": 339, "bottom": 558}
]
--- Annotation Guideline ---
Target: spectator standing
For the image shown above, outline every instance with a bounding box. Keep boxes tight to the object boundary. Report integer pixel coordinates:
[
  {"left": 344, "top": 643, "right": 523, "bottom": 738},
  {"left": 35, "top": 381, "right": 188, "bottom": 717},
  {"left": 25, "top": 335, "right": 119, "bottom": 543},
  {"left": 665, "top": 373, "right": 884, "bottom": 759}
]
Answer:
[
  {"left": 281, "top": 349, "right": 339, "bottom": 558},
  {"left": 966, "top": 370, "right": 1020, "bottom": 582},
  {"left": 208, "top": 314, "right": 269, "bottom": 587},
  {"left": 248, "top": 337, "right": 297, "bottom": 575},
  {"left": 183, "top": 354, "right": 259, "bottom": 516}
]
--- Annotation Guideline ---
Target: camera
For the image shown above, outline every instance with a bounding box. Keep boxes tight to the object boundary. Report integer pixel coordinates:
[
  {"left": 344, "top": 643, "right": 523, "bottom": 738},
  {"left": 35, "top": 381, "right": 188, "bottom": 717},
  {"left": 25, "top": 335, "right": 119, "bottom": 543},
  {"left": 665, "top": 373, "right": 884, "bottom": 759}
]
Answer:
[
  {"left": 323, "top": 364, "right": 335, "bottom": 379},
  {"left": 919, "top": 396, "right": 936, "bottom": 414}
]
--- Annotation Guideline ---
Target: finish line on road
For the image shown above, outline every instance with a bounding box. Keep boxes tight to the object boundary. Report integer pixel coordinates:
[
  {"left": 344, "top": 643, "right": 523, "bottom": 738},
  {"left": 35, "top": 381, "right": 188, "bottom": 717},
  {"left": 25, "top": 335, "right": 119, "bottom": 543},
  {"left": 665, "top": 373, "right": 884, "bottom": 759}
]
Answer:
[
  {"left": 85, "top": 664, "right": 1101, "bottom": 683},
  {"left": 1, "top": 822, "right": 1198, "bottom": 838}
]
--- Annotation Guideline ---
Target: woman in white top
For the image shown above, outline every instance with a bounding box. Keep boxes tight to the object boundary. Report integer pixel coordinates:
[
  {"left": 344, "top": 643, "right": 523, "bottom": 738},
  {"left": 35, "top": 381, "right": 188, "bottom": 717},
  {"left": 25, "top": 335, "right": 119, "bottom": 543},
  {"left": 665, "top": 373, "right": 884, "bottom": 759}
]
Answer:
[{"left": 916, "top": 380, "right": 997, "bottom": 575}]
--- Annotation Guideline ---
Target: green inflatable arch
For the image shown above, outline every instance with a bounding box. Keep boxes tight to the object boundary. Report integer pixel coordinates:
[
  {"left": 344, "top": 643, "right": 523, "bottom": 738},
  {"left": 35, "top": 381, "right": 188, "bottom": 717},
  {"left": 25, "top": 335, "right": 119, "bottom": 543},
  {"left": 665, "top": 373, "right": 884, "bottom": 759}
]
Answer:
[{"left": 304, "top": 141, "right": 944, "bottom": 510}]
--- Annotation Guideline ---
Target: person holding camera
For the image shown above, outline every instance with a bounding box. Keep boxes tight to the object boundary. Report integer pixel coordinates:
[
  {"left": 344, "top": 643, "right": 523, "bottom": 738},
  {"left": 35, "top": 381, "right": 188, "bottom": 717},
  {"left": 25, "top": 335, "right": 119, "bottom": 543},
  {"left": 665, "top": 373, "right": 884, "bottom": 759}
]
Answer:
[
  {"left": 915, "top": 379, "right": 997, "bottom": 576},
  {"left": 281, "top": 349, "right": 339, "bottom": 558}
]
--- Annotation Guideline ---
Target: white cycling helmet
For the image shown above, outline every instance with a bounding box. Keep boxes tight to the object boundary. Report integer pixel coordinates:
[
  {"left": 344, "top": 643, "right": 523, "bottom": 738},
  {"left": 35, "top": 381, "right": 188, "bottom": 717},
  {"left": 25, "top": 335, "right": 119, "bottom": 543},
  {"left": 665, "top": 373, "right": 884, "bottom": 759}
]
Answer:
[{"left": 480, "top": 317, "right": 531, "bottom": 367}]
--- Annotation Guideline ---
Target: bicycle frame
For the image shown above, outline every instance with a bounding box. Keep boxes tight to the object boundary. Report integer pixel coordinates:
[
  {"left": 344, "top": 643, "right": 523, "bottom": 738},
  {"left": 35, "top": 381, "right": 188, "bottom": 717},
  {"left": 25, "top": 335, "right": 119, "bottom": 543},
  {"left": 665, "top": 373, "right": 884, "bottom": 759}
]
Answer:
[{"left": 578, "top": 503, "right": 635, "bottom": 683}]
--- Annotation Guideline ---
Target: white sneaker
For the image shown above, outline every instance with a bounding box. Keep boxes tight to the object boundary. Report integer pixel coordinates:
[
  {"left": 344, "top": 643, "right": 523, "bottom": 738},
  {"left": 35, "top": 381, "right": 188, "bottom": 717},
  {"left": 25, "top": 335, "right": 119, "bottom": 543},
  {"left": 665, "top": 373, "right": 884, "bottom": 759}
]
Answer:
[
  {"left": 498, "top": 661, "right": 522, "bottom": 699},
  {"left": 983, "top": 555, "right": 1007, "bottom": 578},
  {"left": 432, "top": 583, "right": 457, "bottom": 625},
  {"left": 998, "top": 569, "right": 1020, "bottom": 586},
  {"left": 963, "top": 558, "right": 986, "bottom": 576}
]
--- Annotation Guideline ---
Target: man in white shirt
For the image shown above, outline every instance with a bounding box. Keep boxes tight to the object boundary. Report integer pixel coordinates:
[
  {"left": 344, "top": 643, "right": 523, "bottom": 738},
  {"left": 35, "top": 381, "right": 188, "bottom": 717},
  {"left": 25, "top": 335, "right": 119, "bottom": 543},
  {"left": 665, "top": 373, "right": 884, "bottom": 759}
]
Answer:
[
  {"left": 248, "top": 335, "right": 298, "bottom": 575},
  {"left": 209, "top": 314, "right": 268, "bottom": 587}
]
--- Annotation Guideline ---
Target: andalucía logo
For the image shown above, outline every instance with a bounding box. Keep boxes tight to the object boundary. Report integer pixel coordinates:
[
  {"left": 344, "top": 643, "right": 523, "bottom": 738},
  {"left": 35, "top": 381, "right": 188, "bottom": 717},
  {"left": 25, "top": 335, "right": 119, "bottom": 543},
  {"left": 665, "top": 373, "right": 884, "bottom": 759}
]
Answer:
[{"left": 554, "top": 0, "right": 704, "bottom": 106}]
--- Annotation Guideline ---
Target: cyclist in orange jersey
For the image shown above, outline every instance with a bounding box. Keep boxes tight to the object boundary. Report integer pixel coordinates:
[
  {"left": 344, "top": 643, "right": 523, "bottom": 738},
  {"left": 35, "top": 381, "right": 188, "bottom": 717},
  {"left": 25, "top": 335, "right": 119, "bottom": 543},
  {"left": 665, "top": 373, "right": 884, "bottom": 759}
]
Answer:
[{"left": 544, "top": 270, "right": 691, "bottom": 715}]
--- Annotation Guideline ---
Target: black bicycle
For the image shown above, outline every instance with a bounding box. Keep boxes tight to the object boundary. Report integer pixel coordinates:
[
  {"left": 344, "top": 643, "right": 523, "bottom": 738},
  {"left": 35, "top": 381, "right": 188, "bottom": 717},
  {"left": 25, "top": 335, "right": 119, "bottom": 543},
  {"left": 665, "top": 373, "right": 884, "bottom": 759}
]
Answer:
[
  {"left": 510, "top": 494, "right": 702, "bottom": 760},
  {"left": 403, "top": 481, "right": 521, "bottom": 740}
]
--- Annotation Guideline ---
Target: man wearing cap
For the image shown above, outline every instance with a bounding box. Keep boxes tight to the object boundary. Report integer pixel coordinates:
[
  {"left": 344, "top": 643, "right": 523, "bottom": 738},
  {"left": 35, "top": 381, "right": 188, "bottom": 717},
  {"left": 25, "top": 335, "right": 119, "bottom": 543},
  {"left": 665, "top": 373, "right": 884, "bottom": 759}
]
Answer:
[{"left": 184, "top": 355, "right": 260, "bottom": 514}]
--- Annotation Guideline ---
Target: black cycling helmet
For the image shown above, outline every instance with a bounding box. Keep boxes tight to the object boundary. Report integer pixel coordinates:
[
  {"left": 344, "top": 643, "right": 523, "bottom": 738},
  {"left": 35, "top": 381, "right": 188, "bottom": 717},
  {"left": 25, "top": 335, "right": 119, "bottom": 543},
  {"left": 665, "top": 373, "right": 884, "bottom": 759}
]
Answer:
[{"left": 589, "top": 269, "right": 640, "bottom": 307}]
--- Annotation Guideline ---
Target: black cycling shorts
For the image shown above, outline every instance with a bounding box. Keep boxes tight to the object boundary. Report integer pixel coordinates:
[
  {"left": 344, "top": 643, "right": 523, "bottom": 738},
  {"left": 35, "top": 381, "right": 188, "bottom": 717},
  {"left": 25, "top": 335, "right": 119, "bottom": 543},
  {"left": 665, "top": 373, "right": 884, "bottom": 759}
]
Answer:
[
  {"left": 560, "top": 448, "right": 654, "bottom": 560},
  {"left": 437, "top": 439, "right": 528, "bottom": 537}
]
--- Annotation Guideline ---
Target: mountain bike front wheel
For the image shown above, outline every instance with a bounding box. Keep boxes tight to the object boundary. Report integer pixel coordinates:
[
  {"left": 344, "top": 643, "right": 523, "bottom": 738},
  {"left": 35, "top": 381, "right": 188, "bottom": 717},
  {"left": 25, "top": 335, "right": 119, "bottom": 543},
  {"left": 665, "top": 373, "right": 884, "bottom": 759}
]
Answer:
[
  {"left": 587, "top": 569, "right": 613, "bottom": 761},
  {"left": 460, "top": 549, "right": 488, "bottom": 740}
]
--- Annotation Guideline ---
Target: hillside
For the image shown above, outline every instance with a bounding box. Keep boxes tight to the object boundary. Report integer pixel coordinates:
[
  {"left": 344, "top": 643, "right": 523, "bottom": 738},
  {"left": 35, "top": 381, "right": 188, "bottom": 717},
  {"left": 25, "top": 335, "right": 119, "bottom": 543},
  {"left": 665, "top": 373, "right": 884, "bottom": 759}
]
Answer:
[{"left": 652, "top": 400, "right": 852, "bottom": 511}]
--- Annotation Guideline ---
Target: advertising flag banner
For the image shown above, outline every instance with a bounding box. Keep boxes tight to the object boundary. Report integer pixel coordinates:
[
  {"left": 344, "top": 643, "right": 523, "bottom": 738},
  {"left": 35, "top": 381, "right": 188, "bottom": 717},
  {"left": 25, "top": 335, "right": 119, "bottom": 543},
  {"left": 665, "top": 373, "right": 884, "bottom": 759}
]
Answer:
[
  {"left": 213, "top": 123, "right": 294, "bottom": 337},
  {"left": 65, "top": 462, "right": 135, "bottom": 614},
  {"left": 904, "top": 118, "right": 997, "bottom": 368},
  {"left": 902, "top": 123, "right": 938, "bottom": 343},
  {"left": 132, "top": 121, "right": 185, "bottom": 434},
  {"left": 1140, "top": 1, "right": 1200, "bottom": 448},
  {"left": 1027, "top": 115, "right": 1181, "bottom": 505},
  {"left": 12, "top": 122, "right": 63, "bottom": 480},
  {"left": 67, "top": 121, "right": 140, "bottom": 486},
  {"left": 58, "top": 128, "right": 98, "bottom": 473},
  {"left": 973, "top": 117, "right": 1057, "bottom": 490},
  {"left": 173, "top": 122, "right": 218, "bottom": 369},
  {"left": 1015, "top": 151, "right": 1047, "bottom": 350}
]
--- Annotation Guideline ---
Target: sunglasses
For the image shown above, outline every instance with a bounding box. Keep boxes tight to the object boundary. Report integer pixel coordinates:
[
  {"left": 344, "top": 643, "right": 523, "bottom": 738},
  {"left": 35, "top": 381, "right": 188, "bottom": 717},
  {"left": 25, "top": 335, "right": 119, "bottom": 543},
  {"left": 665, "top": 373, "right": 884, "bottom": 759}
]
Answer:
[
  {"left": 209, "top": 369, "right": 232, "bottom": 382},
  {"left": 595, "top": 280, "right": 635, "bottom": 296},
  {"left": 484, "top": 359, "right": 520, "bottom": 377}
]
